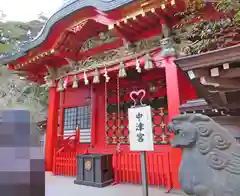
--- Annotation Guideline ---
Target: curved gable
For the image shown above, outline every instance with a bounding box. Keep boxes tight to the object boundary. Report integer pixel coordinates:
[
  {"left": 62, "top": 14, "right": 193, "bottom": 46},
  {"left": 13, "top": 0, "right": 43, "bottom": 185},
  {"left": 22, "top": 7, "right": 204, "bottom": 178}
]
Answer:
[{"left": 1, "top": 0, "right": 134, "bottom": 64}]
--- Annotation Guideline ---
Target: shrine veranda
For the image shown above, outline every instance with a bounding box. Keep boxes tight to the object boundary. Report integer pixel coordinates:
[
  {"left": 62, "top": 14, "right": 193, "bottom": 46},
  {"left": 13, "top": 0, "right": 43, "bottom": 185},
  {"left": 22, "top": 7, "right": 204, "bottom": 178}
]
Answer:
[{"left": 2, "top": 0, "right": 240, "bottom": 190}]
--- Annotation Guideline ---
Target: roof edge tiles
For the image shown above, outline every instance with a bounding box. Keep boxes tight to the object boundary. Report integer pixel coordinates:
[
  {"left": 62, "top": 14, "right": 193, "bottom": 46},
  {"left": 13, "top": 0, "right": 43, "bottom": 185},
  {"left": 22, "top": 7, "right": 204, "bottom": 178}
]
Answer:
[{"left": 0, "top": 0, "right": 134, "bottom": 64}]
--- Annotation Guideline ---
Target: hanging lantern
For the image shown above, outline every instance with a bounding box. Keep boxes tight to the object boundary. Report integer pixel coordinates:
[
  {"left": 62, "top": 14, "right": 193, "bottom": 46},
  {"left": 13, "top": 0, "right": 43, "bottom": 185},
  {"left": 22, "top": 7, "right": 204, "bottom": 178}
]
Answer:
[
  {"left": 93, "top": 68, "right": 100, "bottom": 84},
  {"left": 135, "top": 59, "right": 141, "bottom": 73},
  {"left": 118, "top": 61, "right": 127, "bottom": 78},
  {"left": 104, "top": 67, "right": 110, "bottom": 83},
  {"left": 144, "top": 53, "right": 154, "bottom": 70},
  {"left": 72, "top": 75, "right": 79, "bottom": 88},
  {"left": 63, "top": 77, "right": 68, "bottom": 89},
  {"left": 84, "top": 71, "right": 89, "bottom": 85},
  {"left": 57, "top": 79, "right": 64, "bottom": 92}
]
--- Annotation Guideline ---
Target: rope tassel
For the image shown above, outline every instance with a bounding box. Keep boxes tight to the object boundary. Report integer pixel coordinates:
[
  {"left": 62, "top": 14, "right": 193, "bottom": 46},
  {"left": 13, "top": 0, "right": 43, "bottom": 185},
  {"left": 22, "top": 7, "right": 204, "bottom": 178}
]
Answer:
[
  {"left": 63, "top": 77, "right": 68, "bottom": 89},
  {"left": 144, "top": 53, "right": 154, "bottom": 70},
  {"left": 84, "top": 71, "right": 89, "bottom": 85},
  {"left": 118, "top": 61, "right": 127, "bottom": 78},
  {"left": 93, "top": 68, "right": 100, "bottom": 84},
  {"left": 72, "top": 75, "right": 79, "bottom": 88},
  {"left": 57, "top": 79, "right": 64, "bottom": 92},
  {"left": 104, "top": 67, "right": 110, "bottom": 83},
  {"left": 136, "top": 58, "right": 141, "bottom": 73}
]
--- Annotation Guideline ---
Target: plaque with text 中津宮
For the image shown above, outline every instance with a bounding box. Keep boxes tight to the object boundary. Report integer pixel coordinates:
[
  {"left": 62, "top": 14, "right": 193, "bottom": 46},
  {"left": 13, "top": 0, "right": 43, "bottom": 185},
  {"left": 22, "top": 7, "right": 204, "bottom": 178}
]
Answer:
[{"left": 128, "top": 106, "right": 154, "bottom": 151}]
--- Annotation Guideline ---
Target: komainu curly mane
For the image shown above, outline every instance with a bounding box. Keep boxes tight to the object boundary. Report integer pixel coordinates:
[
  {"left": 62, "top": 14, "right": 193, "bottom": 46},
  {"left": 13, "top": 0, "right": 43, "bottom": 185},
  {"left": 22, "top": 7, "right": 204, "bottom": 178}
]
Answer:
[{"left": 168, "top": 114, "right": 240, "bottom": 196}]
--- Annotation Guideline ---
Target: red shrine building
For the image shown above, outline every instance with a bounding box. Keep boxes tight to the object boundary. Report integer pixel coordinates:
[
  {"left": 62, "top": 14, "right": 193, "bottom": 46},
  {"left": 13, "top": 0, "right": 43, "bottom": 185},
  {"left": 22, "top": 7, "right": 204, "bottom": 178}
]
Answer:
[{"left": 2, "top": 0, "right": 240, "bottom": 191}]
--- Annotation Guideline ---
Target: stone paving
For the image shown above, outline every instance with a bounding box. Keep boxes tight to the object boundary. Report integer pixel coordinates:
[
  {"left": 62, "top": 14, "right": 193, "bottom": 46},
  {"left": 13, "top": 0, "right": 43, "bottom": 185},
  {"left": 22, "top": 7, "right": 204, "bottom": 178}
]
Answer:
[{"left": 45, "top": 172, "right": 183, "bottom": 196}]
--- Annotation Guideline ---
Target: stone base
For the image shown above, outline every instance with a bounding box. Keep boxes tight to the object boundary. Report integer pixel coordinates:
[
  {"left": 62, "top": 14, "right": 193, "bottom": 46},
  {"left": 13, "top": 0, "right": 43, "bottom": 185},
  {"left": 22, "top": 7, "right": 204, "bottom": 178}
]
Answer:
[{"left": 74, "top": 179, "right": 114, "bottom": 188}]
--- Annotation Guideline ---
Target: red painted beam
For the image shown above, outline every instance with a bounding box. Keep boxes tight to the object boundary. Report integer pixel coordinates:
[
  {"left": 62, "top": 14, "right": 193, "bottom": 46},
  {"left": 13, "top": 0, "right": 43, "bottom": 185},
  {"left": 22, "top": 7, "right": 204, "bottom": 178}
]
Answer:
[
  {"left": 111, "top": 25, "right": 132, "bottom": 41},
  {"left": 153, "top": 9, "right": 171, "bottom": 26},
  {"left": 55, "top": 50, "right": 78, "bottom": 61},
  {"left": 47, "top": 38, "right": 124, "bottom": 66},
  {"left": 117, "top": 22, "right": 138, "bottom": 35},
  {"left": 53, "top": 33, "right": 79, "bottom": 60},
  {"left": 156, "top": 0, "right": 176, "bottom": 21},
  {"left": 115, "top": 24, "right": 141, "bottom": 41},
  {"left": 77, "top": 39, "right": 123, "bottom": 60},
  {"left": 163, "top": 1, "right": 179, "bottom": 19},
  {"left": 174, "top": 0, "right": 187, "bottom": 11},
  {"left": 130, "top": 26, "right": 162, "bottom": 41},
  {"left": 133, "top": 16, "right": 148, "bottom": 29},
  {"left": 53, "top": 33, "right": 69, "bottom": 51},
  {"left": 143, "top": 12, "right": 158, "bottom": 26},
  {"left": 126, "top": 18, "right": 143, "bottom": 32}
]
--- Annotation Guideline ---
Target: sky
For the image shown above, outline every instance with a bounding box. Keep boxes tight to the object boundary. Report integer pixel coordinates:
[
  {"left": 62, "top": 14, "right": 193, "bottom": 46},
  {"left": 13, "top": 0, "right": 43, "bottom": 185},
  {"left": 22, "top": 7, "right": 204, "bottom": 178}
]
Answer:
[{"left": 0, "top": 0, "right": 64, "bottom": 22}]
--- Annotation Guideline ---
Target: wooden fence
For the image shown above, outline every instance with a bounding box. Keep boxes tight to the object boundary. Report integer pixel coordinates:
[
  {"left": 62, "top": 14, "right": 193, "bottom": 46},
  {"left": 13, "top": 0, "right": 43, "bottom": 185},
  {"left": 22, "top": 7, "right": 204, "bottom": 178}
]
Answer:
[
  {"left": 52, "top": 150, "right": 172, "bottom": 191},
  {"left": 53, "top": 151, "right": 77, "bottom": 176},
  {"left": 113, "top": 151, "right": 172, "bottom": 192}
]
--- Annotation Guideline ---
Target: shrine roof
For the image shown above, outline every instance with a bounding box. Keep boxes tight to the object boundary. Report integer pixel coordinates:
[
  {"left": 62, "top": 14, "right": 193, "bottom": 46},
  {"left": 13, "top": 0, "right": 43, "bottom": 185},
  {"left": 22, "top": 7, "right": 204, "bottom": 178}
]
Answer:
[
  {"left": 175, "top": 44, "right": 240, "bottom": 71},
  {"left": 175, "top": 44, "right": 240, "bottom": 112},
  {"left": 0, "top": 0, "right": 134, "bottom": 65}
]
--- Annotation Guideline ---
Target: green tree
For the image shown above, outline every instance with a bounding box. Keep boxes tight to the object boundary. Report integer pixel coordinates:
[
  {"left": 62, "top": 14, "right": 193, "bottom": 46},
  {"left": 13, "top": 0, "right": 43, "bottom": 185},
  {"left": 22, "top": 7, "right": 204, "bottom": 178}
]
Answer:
[
  {"left": 0, "top": 12, "right": 49, "bottom": 122},
  {"left": 0, "top": 9, "right": 6, "bottom": 21},
  {"left": 0, "top": 12, "right": 47, "bottom": 53}
]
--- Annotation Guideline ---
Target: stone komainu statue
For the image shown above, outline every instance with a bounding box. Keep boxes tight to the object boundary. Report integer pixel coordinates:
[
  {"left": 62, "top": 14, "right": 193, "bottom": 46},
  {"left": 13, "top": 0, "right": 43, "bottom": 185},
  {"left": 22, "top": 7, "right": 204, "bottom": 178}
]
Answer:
[{"left": 168, "top": 114, "right": 240, "bottom": 196}]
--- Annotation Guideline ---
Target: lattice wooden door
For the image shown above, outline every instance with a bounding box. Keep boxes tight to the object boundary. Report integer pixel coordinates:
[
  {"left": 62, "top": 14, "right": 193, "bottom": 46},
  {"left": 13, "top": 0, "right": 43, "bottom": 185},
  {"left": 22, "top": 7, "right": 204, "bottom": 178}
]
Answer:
[{"left": 106, "top": 69, "right": 170, "bottom": 145}]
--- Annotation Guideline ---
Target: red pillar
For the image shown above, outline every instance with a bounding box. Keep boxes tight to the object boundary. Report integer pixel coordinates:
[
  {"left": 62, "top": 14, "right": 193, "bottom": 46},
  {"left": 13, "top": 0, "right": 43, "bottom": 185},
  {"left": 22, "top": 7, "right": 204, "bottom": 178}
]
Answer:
[
  {"left": 91, "top": 88, "right": 97, "bottom": 147},
  {"left": 59, "top": 92, "right": 64, "bottom": 138},
  {"left": 45, "top": 87, "right": 60, "bottom": 171},
  {"left": 164, "top": 56, "right": 181, "bottom": 189},
  {"left": 164, "top": 57, "right": 180, "bottom": 120}
]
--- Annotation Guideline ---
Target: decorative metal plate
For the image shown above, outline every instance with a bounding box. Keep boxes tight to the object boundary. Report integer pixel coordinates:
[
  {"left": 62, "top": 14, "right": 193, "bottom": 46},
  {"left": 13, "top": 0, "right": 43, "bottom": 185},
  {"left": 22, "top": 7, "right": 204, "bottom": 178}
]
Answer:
[{"left": 84, "top": 160, "right": 92, "bottom": 171}]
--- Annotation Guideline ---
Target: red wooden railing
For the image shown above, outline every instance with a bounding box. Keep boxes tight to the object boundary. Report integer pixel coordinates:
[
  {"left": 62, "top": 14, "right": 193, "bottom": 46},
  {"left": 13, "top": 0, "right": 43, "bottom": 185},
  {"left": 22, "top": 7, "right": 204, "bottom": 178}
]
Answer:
[
  {"left": 112, "top": 151, "right": 172, "bottom": 192},
  {"left": 52, "top": 127, "right": 80, "bottom": 176},
  {"left": 52, "top": 149, "right": 173, "bottom": 191},
  {"left": 56, "top": 128, "right": 80, "bottom": 152},
  {"left": 53, "top": 151, "right": 77, "bottom": 176},
  {"left": 52, "top": 127, "right": 173, "bottom": 190}
]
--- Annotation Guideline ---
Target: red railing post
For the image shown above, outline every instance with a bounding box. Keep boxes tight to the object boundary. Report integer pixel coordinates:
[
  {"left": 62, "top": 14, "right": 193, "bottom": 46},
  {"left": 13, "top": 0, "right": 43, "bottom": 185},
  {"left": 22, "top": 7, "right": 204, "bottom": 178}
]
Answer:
[
  {"left": 112, "top": 152, "right": 119, "bottom": 185},
  {"left": 52, "top": 148, "right": 56, "bottom": 175},
  {"left": 75, "top": 126, "right": 80, "bottom": 149},
  {"left": 165, "top": 152, "right": 173, "bottom": 193}
]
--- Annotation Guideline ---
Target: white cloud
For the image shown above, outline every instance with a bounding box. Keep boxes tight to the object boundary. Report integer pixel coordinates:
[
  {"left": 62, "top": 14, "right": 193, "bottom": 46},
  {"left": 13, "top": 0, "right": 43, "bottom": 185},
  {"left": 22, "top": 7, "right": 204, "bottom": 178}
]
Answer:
[{"left": 0, "top": 0, "right": 63, "bottom": 22}]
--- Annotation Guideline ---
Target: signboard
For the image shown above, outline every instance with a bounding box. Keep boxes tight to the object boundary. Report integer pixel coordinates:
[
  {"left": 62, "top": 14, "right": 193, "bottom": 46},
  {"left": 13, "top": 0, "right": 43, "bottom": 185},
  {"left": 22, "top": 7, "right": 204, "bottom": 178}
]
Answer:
[{"left": 128, "top": 105, "right": 154, "bottom": 151}]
